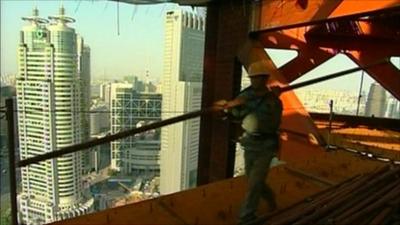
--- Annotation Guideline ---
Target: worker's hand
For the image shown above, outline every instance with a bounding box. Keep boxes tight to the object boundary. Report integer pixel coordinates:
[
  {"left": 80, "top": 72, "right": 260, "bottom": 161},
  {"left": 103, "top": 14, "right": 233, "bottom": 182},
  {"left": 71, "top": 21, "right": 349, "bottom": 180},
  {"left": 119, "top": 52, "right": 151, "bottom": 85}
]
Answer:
[
  {"left": 212, "top": 99, "right": 228, "bottom": 111},
  {"left": 270, "top": 86, "right": 282, "bottom": 96},
  {"left": 211, "top": 99, "right": 229, "bottom": 118}
]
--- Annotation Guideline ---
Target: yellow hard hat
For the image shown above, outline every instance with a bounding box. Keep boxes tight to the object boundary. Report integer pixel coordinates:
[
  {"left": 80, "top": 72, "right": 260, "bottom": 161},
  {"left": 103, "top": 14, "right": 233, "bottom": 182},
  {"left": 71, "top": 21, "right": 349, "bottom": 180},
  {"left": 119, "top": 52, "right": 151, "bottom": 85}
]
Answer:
[{"left": 247, "top": 61, "right": 270, "bottom": 77}]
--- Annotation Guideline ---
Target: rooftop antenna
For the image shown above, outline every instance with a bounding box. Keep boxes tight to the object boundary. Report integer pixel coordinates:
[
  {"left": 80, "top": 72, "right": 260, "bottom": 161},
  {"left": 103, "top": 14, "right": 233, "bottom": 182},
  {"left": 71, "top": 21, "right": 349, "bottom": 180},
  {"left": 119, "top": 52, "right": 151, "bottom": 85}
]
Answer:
[
  {"left": 75, "top": 0, "right": 82, "bottom": 13},
  {"left": 22, "top": 6, "right": 49, "bottom": 24},
  {"left": 145, "top": 70, "right": 150, "bottom": 93},
  {"left": 33, "top": 0, "right": 38, "bottom": 16},
  {"left": 33, "top": 5, "right": 38, "bottom": 16},
  {"left": 48, "top": 4, "right": 76, "bottom": 25},
  {"left": 145, "top": 5, "right": 150, "bottom": 14},
  {"left": 117, "top": 0, "right": 120, "bottom": 35},
  {"left": 103, "top": 1, "right": 109, "bottom": 12},
  {"left": 131, "top": 4, "right": 137, "bottom": 21},
  {"left": 159, "top": 4, "right": 166, "bottom": 17}
]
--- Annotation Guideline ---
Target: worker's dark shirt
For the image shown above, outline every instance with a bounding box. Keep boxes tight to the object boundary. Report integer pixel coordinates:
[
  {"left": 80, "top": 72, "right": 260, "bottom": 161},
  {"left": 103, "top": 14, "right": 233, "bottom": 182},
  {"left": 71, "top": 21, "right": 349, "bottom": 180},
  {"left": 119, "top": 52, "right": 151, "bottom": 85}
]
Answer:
[{"left": 231, "top": 87, "right": 282, "bottom": 151}]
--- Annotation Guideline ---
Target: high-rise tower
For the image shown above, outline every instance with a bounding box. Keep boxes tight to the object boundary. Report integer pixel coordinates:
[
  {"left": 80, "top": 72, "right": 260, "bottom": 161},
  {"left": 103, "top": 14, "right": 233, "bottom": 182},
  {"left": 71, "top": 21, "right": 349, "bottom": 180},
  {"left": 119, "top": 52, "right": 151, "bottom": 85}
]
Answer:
[
  {"left": 16, "top": 7, "right": 93, "bottom": 224},
  {"left": 160, "top": 9, "right": 205, "bottom": 194},
  {"left": 365, "top": 82, "right": 387, "bottom": 117},
  {"left": 77, "top": 35, "right": 92, "bottom": 174},
  {"left": 385, "top": 96, "right": 400, "bottom": 119}
]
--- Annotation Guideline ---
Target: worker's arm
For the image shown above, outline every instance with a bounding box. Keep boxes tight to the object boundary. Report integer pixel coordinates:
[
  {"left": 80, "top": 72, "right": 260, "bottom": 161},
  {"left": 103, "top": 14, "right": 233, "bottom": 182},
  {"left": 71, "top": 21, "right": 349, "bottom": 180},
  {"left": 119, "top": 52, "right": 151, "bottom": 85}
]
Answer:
[
  {"left": 270, "top": 86, "right": 282, "bottom": 97},
  {"left": 212, "top": 96, "right": 247, "bottom": 119},
  {"left": 213, "top": 97, "right": 246, "bottom": 109}
]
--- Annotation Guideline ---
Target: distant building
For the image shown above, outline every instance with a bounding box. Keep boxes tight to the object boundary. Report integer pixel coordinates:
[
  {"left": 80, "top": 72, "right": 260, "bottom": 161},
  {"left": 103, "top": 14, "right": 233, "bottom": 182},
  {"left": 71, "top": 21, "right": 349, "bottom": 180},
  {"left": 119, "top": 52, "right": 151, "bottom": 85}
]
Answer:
[
  {"left": 365, "top": 83, "right": 387, "bottom": 117},
  {"left": 16, "top": 7, "right": 93, "bottom": 224},
  {"left": 122, "top": 75, "right": 145, "bottom": 92},
  {"left": 160, "top": 9, "right": 205, "bottom": 194},
  {"left": 132, "top": 76, "right": 145, "bottom": 92},
  {"left": 0, "top": 74, "right": 17, "bottom": 86},
  {"left": 295, "top": 89, "right": 365, "bottom": 115},
  {"left": 147, "top": 82, "right": 157, "bottom": 93},
  {"left": 90, "top": 104, "right": 110, "bottom": 135},
  {"left": 91, "top": 84, "right": 101, "bottom": 98},
  {"left": 88, "top": 104, "right": 111, "bottom": 173},
  {"left": 156, "top": 83, "right": 162, "bottom": 94},
  {"left": 110, "top": 83, "right": 162, "bottom": 176},
  {"left": 100, "top": 83, "right": 111, "bottom": 104},
  {"left": 99, "top": 82, "right": 112, "bottom": 107},
  {"left": 0, "top": 85, "right": 16, "bottom": 149},
  {"left": 78, "top": 35, "right": 92, "bottom": 174},
  {"left": 123, "top": 75, "right": 136, "bottom": 83},
  {"left": 385, "top": 96, "right": 400, "bottom": 119}
]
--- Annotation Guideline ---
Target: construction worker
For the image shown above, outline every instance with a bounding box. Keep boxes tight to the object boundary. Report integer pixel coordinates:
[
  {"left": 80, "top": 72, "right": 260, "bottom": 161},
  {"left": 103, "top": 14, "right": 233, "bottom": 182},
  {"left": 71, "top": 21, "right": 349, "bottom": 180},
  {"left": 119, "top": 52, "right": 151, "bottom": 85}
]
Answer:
[{"left": 213, "top": 61, "right": 282, "bottom": 225}]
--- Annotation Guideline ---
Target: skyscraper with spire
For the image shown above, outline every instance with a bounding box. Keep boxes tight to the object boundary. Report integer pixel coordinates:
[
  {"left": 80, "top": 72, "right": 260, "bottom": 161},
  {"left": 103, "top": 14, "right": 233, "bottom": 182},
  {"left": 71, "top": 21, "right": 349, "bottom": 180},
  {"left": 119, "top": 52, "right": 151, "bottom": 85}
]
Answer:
[{"left": 16, "top": 7, "right": 93, "bottom": 224}]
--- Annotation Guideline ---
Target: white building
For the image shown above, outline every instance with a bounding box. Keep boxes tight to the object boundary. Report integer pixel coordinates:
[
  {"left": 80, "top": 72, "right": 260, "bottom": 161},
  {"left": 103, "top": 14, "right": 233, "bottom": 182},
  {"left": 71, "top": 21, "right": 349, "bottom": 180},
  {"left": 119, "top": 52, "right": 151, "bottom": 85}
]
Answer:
[
  {"left": 90, "top": 104, "right": 109, "bottom": 136},
  {"left": 365, "top": 83, "right": 387, "bottom": 117},
  {"left": 160, "top": 9, "right": 205, "bottom": 194},
  {"left": 110, "top": 83, "right": 162, "bottom": 176},
  {"left": 89, "top": 104, "right": 111, "bottom": 173},
  {"left": 99, "top": 82, "right": 112, "bottom": 107},
  {"left": 16, "top": 7, "right": 93, "bottom": 224},
  {"left": 77, "top": 34, "right": 92, "bottom": 174},
  {"left": 385, "top": 96, "right": 400, "bottom": 119}
]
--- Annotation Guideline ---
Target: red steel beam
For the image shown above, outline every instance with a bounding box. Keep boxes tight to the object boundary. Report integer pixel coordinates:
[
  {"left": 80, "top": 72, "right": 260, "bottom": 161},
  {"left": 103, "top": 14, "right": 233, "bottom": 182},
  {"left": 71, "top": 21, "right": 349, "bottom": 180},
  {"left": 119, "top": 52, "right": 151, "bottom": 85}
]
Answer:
[
  {"left": 305, "top": 21, "right": 400, "bottom": 50},
  {"left": 259, "top": 0, "right": 400, "bottom": 32},
  {"left": 307, "top": 20, "right": 400, "bottom": 40},
  {"left": 347, "top": 49, "right": 400, "bottom": 100},
  {"left": 301, "top": 17, "right": 400, "bottom": 99},
  {"left": 258, "top": 29, "right": 335, "bottom": 82},
  {"left": 198, "top": 0, "right": 251, "bottom": 185},
  {"left": 256, "top": 0, "right": 400, "bottom": 99},
  {"left": 199, "top": 0, "right": 400, "bottom": 186}
]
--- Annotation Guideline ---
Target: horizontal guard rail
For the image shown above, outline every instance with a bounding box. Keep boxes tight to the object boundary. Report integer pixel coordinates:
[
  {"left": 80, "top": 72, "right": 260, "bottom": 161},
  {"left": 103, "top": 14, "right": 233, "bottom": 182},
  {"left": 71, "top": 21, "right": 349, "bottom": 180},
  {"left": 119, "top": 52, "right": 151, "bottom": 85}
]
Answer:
[
  {"left": 18, "top": 108, "right": 213, "bottom": 167},
  {"left": 17, "top": 59, "right": 388, "bottom": 167}
]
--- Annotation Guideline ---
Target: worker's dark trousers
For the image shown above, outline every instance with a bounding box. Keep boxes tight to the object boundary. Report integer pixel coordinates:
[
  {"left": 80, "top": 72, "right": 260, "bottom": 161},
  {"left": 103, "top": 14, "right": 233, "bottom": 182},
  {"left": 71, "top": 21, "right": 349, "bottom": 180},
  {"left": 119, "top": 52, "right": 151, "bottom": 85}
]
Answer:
[{"left": 239, "top": 149, "right": 276, "bottom": 222}]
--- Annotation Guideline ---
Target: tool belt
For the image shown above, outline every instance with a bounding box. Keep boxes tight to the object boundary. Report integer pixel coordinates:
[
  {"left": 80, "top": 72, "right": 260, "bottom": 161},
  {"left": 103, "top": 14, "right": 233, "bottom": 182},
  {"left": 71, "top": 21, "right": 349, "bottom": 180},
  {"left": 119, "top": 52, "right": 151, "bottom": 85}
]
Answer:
[
  {"left": 246, "top": 132, "right": 278, "bottom": 140},
  {"left": 239, "top": 132, "right": 280, "bottom": 151}
]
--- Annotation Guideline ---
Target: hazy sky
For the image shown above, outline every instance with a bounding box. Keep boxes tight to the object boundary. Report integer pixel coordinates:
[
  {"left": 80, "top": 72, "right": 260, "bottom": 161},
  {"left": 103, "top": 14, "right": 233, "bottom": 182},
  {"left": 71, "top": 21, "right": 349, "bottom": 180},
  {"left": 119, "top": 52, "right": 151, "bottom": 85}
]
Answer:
[
  {"left": 1, "top": 0, "right": 398, "bottom": 93},
  {"left": 267, "top": 49, "right": 378, "bottom": 94}
]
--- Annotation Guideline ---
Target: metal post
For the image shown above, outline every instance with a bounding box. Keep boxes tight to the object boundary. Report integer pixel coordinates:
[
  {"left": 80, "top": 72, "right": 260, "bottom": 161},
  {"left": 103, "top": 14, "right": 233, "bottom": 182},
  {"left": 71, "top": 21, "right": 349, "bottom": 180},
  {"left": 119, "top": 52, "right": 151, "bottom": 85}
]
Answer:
[
  {"left": 326, "top": 99, "right": 334, "bottom": 150},
  {"left": 356, "top": 71, "right": 364, "bottom": 116},
  {"left": 94, "top": 147, "right": 99, "bottom": 173},
  {"left": 6, "top": 98, "right": 18, "bottom": 225}
]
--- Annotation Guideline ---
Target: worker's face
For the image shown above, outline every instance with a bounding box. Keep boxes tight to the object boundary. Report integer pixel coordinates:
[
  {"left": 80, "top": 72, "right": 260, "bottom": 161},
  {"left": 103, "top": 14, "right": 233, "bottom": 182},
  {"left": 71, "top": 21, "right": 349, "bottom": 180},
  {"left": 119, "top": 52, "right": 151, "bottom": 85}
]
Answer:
[{"left": 250, "top": 75, "right": 268, "bottom": 90}]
